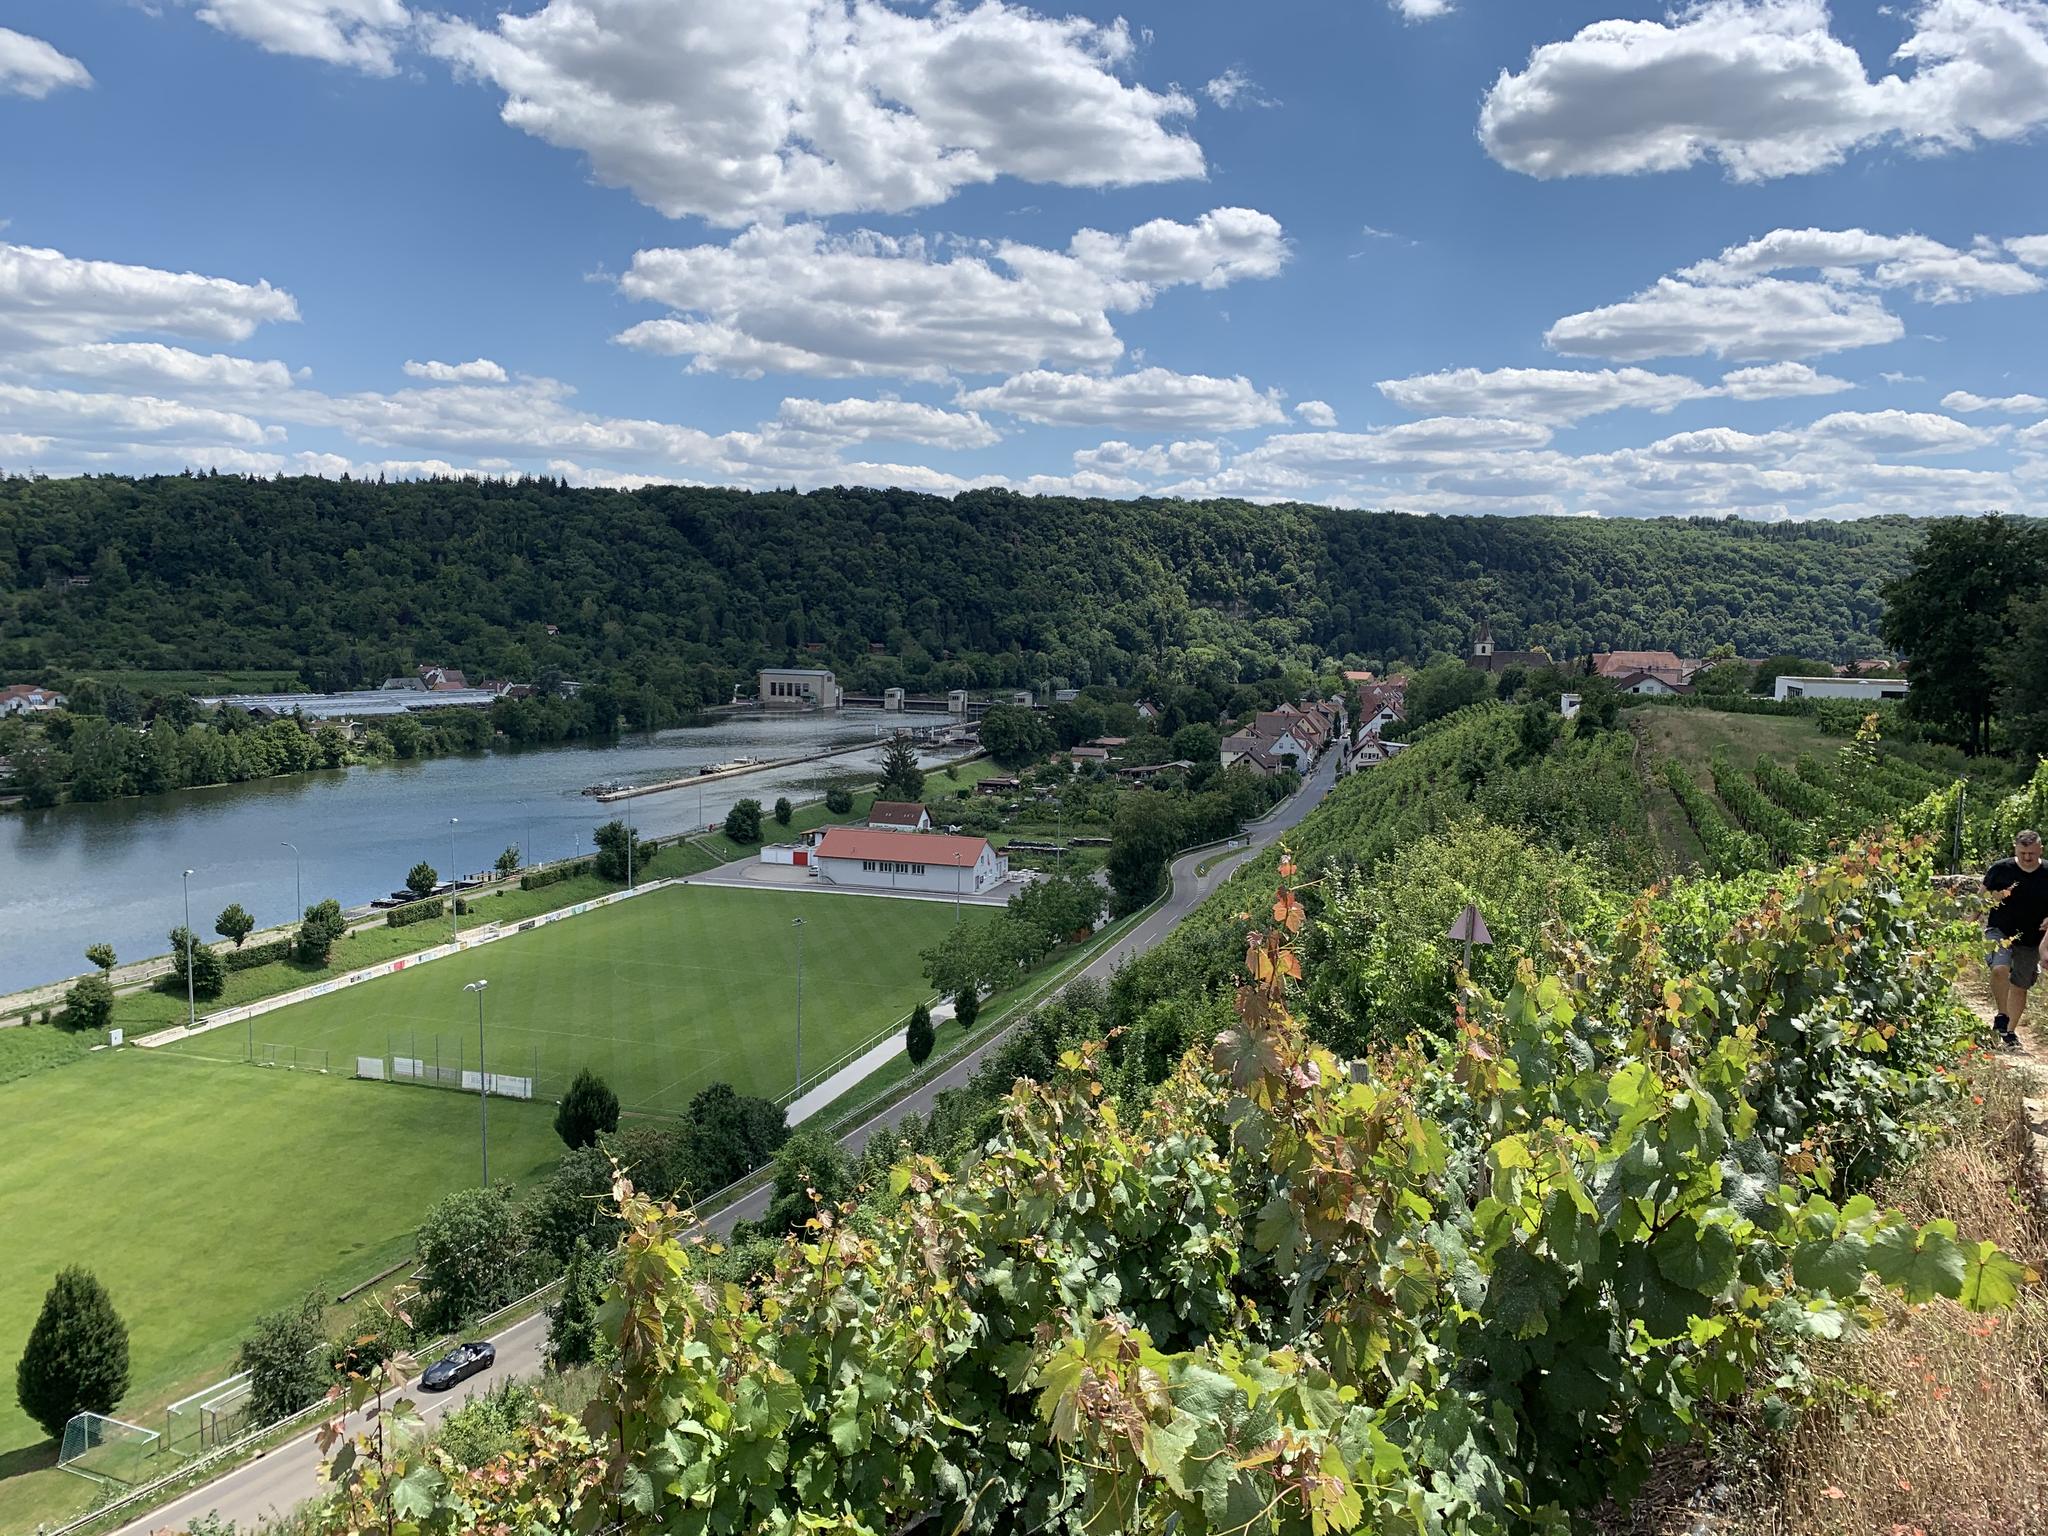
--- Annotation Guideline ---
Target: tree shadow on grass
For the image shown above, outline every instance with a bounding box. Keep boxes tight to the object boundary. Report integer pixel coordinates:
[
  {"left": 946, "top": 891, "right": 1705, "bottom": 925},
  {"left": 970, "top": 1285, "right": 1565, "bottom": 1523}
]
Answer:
[{"left": 0, "top": 1437, "right": 59, "bottom": 1480}]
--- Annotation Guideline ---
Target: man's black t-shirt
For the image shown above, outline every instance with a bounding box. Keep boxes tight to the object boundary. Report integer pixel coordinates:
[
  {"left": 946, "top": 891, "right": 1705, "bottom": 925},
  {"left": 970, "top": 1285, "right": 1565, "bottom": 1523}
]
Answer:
[{"left": 1985, "top": 858, "right": 2048, "bottom": 948}]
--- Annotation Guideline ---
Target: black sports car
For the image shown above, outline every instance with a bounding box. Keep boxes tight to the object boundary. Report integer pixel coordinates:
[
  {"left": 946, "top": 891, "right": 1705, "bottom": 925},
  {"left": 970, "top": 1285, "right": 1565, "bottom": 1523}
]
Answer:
[{"left": 419, "top": 1341, "right": 495, "bottom": 1391}]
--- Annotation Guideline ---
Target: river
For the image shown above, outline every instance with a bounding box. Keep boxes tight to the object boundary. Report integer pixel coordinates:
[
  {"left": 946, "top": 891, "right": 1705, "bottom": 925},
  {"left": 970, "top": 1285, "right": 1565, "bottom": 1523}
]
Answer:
[{"left": 0, "top": 710, "right": 954, "bottom": 996}]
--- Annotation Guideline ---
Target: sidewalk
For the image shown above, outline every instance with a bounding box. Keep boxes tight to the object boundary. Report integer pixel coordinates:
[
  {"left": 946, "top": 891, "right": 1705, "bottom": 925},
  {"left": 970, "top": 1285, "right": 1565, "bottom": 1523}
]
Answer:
[{"left": 783, "top": 1000, "right": 955, "bottom": 1123}]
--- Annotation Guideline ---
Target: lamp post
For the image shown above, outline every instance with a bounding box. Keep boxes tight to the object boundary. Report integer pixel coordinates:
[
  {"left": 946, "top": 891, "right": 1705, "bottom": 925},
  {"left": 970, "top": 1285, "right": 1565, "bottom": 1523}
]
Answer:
[
  {"left": 448, "top": 817, "right": 460, "bottom": 940},
  {"left": 625, "top": 795, "right": 635, "bottom": 890},
  {"left": 180, "top": 869, "right": 196, "bottom": 1036},
  {"left": 464, "top": 979, "right": 490, "bottom": 1185},
  {"left": 280, "top": 841, "right": 302, "bottom": 920},
  {"left": 791, "top": 916, "right": 806, "bottom": 1096}
]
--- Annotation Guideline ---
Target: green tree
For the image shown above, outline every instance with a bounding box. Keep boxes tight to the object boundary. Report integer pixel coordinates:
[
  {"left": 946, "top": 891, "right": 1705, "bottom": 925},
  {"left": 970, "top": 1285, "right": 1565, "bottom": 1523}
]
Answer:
[
  {"left": 953, "top": 984, "right": 979, "bottom": 1031},
  {"left": 15, "top": 1266, "right": 130, "bottom": 1440},
  {"left": 1881, "top": 513, "right": 2046, "bottom": 752},
  {"left": 1402, "top": 659, "right": 1494, "bottom": 729},
  {"left": 1514, "top": 700, "right": 1560, "bottom": 762},
  {"left": 773, "top": 796, "right": 793, "bottom": 826},
  {"left": 591, "top": 819, "right": 649, "bottom": 881},
  {"left": 1106, "top": 793, "right": 1182, "bottom": 916},
  {"left": 1169, "top": 722, "right": 1221, "bottom": 765},
  {"left": 675, "top": 1082, "right": 789, "bottom": 1197},
  {"left": 58, "top": 974, "right": 114, "bottom": 1033},
  {"left": 214, "top": 902, "right": 255, "bottom": 948},
  {"left": 1751, "top": 653, "right": 1841, "bottom": 694},
  {"left": 494, "top": 845, "right": 522, "bottom": 877},
  {"left": 824, "top": 786, "right": 854, "bottom": 815},
  {"left": 405, "top": 861, "right": 439, "bottom": 900},
  {"left": 84, "top": 943, "right": 116, "bottom": 975},
  {"left": 723, "top": 799, "right": 763, "bottom": 844},
  {"left": 978, "top": 704, "right": 1053, "bottom": 767},
  {"left": 554, "top": 1068, "right": 620, "bottom": 1150},
  {"left": 168, "top": 925, "right": 227, "bottom": 999},
  {"left": 238, "top": 1295, "right": 329, "bottom": 1423},
  {"left": 877, "top": 736, "right": 924, "bottom": 800},
  {"left": 759, "top": 1126, "right": 852, "bottom": 1234},
  {"left": 414, "top": 1186, "right": 525, "bottom": 1330},
  {"left": 293, "top": 899, "right": 346, "bottom": 966},
  {"left": 545, "top": 1241, "right": 603, "bottom": 1371},
  {"left": 905, "top": 1001, "right": 935, "bottom": 1065}
]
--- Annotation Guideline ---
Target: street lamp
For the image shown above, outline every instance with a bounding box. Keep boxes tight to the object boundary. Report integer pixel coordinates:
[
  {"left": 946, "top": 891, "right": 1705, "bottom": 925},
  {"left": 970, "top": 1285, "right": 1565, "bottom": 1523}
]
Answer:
[
  {"left": 464, "top": 979, "right": 490, "bottom": 1185},
  {"left": 625, "top": 795, "right": 636, "bottom": 890},
  {"left": 180, "top": 869, "right": 197, "bottom": 1036},
  {"left": 448, "top": 817, "right": 460, "bottom": 940},
  {"left": 280, "top": 841, "right": 302, "bottom": 920},
  {"left": 791, "top": 917, "right": 806, "bottom": 1096}
]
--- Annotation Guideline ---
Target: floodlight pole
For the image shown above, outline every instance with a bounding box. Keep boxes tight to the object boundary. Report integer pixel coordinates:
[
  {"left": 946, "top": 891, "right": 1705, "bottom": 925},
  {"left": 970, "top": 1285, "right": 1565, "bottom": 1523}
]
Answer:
[
  {"left": 465, "top": 979, "right": 490, "bottom": 1185},
  {"left": 448, "top": 817, "right": 460, "bottom": 940},
  {"left": 181, "top": 868, "right": 197, "bottom": 1037},
  {"left": 792, "top": 916, "right": 806, "bottom": 1096},
  {"left": 280, "top": 841, "right": 302, "bottom": 919},
  {"left": 625, "top": 794, "right": 635, "bottom": 889}
]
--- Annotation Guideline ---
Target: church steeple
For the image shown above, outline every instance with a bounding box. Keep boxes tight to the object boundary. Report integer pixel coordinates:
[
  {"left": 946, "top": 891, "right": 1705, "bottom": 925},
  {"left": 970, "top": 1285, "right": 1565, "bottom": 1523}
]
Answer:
[{"left": 1473, "top": 622, "right": 1494, "bottom": 659}]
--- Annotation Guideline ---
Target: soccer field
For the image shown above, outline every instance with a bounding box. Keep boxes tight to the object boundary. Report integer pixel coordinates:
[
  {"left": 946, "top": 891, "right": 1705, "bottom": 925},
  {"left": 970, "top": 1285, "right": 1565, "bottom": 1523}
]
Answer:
[{"left": 162, "top": 884, "right": 975, "bottom": 1111}]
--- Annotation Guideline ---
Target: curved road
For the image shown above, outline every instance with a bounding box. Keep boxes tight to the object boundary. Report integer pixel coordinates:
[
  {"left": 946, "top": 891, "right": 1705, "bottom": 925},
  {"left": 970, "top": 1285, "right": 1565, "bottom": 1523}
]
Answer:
[{"left": 115, "top": 749, "right": 1340, "bottom": 1536}]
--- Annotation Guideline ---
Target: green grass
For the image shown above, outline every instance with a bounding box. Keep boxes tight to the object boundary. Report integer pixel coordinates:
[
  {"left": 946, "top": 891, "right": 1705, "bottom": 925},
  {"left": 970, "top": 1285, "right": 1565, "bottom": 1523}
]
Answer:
[
  {"left": 0, "top": 1050, "right": 564, "bottom": 1530},
  {"left": 0, "top": 1024, "right": 92, "bottom": 1086},
  {"left": 692, "top": 756, "right": 1004, "bottom": 862},
  {"left": 159, "top": 884, "right": 979, "bottom": 1111},
  {"left": 1628, "top": 705, "right": 1830, "bottom": 875}
]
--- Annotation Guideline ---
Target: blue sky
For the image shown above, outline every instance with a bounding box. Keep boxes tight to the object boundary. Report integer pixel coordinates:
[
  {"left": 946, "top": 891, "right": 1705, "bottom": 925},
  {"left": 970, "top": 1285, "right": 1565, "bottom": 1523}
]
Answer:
[{"left": 2, "top": 0, "right": 2046, "bottom": 517}]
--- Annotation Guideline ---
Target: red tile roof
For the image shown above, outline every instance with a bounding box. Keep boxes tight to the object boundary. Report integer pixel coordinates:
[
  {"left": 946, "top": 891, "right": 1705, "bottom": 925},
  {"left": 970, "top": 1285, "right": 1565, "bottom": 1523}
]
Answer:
[
  {"left": 867, "top": 800, "right": 929, "bottom": 827},
  {"left": 813, "top": 827, "right": 990, "bottom": 863}
]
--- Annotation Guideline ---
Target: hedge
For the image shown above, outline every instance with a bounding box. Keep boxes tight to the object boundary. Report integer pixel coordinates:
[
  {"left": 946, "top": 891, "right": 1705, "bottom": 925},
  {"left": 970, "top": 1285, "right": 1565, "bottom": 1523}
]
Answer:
[
  {"left": 386, "top": 897, "right": 445, "bottom": 928},
  {"left": 224, "top": 937, "right": 294, "bottom": 972},
  {"left": 519, "top": 860, "right": 592, "bottom": 891}
]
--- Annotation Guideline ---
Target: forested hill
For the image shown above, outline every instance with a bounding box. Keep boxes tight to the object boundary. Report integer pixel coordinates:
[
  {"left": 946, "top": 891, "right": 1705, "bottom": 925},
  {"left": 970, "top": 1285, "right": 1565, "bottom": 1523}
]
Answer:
[{"left": 0, "top": 475, "right": 1920, "bottom": 701}]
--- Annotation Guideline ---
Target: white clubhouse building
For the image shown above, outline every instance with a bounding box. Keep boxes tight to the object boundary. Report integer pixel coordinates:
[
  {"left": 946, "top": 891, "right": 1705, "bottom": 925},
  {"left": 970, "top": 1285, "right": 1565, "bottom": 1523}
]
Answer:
[{"left": 809, "top": 827, "right": 1008, "bottom": 895}]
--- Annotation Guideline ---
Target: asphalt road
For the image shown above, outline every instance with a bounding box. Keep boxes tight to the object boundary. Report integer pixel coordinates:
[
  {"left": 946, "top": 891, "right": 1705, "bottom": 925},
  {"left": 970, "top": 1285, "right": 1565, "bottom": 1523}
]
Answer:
[{"left": 115, "top": 749, "right": 1339, "bottom": 1535}]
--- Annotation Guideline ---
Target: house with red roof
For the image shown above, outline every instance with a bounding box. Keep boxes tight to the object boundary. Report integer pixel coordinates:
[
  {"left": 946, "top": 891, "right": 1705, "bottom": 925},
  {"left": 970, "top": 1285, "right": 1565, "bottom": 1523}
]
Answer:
[{"left": 809, "top": 827, "right": 1007, "bottom": 895}]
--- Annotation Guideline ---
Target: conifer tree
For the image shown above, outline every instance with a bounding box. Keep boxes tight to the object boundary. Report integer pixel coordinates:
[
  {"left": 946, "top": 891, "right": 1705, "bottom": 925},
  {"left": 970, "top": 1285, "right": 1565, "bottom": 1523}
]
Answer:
[{"left": 16, "top": 1267, "right": 130, "bottom": 1440}]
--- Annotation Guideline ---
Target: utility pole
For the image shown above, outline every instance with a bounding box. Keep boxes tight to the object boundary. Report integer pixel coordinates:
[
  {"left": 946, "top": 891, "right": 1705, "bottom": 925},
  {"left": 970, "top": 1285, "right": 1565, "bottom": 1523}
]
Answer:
[
  {"left": 448, "top": 816, "right": 461, "bottom": 939},
  {"left": 464, "top": 979, "right": 490, "bottom": 1185},
  {"left": 792, "top": 916, "right": 806, "bottom": 1096}
]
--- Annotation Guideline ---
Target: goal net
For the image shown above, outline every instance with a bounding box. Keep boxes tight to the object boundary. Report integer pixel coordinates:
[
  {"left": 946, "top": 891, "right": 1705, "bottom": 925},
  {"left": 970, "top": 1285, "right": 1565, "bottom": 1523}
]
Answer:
[
  {"left": 58, "top": 1411, "right": 161, "bottom": 1487},
  {"left": 164, "top": 1371, "right": 253, "bottom": 1458}
]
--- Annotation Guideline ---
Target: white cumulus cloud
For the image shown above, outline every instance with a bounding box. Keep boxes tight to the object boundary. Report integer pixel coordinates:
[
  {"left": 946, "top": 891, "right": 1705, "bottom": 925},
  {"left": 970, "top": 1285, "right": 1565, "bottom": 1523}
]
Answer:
[
  {"left": 1944, "top": 388, "right": 2048, "bottom": 412},
  {"left": 403, "top": 357, "right": 509, "bottom": 383},
  {"left": 0, "top": 27, "right": 92, "bottom": 97},
  {"left": 1376, "top": 365, "right": 1709, "bottom": 423},
  {"left": 1804, "top": 408, "right": 1998, "bottom": 454},
  {"left": 1546, "top": 276, "right": 1904, "bottom": 361},
  {"left": 1480, "top": 0, "right": 2048, "bottom": 182},
  {"left": 1293, "top": 400, "right": 1338, "bottom": 427},
  {"left": 1683, "top": 226, "right": 2042, "bottom": 301},
  {"left": 0, "top": 241, "right": 301, "bottom": 348},
  {"left": 426, "top": 0, "right": 1203, "bottom": 225},
  {"left": 1716, "top": 361, "right": 1856, "bottom": 399},
  {"left": 181, "top": 0, "right": 413, "bottom": 75},
  {"left": 960, "top": 368, "right": 1287, "bottom": 431},
  {"left": 772, "top": 396, "right": 1000, "bottom": 449}
]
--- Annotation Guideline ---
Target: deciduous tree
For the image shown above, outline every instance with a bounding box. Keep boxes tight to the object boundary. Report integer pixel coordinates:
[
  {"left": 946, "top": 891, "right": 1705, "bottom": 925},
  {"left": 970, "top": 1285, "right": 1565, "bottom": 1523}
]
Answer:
[{"left": 214, "top": 902, "right": 255, "bottom": 948}]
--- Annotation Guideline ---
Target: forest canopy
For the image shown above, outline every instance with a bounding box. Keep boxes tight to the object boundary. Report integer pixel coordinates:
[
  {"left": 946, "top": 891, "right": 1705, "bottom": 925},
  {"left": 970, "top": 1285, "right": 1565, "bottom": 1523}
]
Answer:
[{"left": 0, "top": 475, "right": 1921, "bottom": 715}]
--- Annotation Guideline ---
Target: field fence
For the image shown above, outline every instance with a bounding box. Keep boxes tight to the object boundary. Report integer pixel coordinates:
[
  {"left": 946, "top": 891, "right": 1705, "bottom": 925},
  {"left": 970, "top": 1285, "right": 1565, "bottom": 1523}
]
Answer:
[
  {"left": 356, "top": 1033, "right": 548, "bottom": 1102},
  {"left": 252, "top": 1041, "right": 330, "bottom": 1073}
]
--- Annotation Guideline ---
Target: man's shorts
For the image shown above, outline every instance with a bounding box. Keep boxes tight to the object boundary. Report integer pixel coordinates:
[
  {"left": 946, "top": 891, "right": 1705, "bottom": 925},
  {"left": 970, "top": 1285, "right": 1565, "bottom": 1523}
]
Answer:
[{"left": 1987, "top": 927, "right": 2041, "bottom": 987}]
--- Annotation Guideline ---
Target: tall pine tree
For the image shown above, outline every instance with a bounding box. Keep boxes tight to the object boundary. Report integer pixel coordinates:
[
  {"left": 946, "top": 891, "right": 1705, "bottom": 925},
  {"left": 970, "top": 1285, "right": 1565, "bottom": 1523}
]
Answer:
[{"left": 16, "top": 1267, "right": 130, "bottom": 1440}]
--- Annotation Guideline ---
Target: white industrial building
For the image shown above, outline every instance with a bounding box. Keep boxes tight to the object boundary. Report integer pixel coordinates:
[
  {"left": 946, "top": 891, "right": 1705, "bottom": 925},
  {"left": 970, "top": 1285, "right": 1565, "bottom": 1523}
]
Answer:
[
  {"left": 810, "top": 827, "right": 1007, "bottom": 895},
  {"left": 759, "top": 667, "right": 841, "bottom": 709},
  {"left": 1773, "top": 675, "right": 1909, "bottom": 703}
]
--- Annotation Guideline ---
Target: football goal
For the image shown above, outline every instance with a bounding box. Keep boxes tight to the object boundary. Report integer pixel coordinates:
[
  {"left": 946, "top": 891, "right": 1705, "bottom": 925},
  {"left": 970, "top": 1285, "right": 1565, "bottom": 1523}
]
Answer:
[{"left": 58, "top": 1410, "right": 162, "bottom": 1487}]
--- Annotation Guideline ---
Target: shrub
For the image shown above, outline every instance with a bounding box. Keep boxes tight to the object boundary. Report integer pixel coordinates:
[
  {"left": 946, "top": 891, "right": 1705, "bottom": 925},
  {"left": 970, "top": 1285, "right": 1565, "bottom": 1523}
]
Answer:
[
  {"left": 293, "top": 899, "right": 347, "bottom": 966},
  {"left": 773, "top": 796, "right": 793, "bottom": 826},
  {"left": 214, "top": 902, "right": 256, "bottom": 947},
  {"left": 723, "top": 798, "right": 763, "bottom": 844},
  {"left": 1660, "top": 760, "right": 1770, "bottom": 878},
  {"left": 905, "top": 1002, "right": 935, "bottom": 1065},
  {"left": 554, "top": 1068, "right": 621, "bottom": 1150},
  {"left": 385, "top": 897, "right": 445, "bottom": 928},
  {"left": 58, "top": 974, "right": 114, "bottom": 1033},
  {"left": 825, "top": 787, "right": 853, "bottom": 815},
  {"left": 167, "top": 925, "right": 227, "bottom": 1000},
  {"left": 14, "top": 1266, "right": 130, "bottom": 1440},
  {"left": 224, "top": 937, "right": 292, "bottom": 971},
  {"left": 953, "top": 985, "right": 979, "bottom": 1031},
  {"left": 546, "top": 1242, "right": 603, "bottom": 1371},
  {"left": 519, "top": 860, "right": 590, "bottom": 892},
  {"left": 438, "top": 1379, "right": 541, "bottom": 1469}
]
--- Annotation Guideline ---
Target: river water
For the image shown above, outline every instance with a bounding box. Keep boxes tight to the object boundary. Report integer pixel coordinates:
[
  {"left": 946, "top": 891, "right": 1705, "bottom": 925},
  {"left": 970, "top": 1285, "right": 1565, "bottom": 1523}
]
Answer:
[{"left": 0, "top": 710, "right": 945, "bottom": 995}]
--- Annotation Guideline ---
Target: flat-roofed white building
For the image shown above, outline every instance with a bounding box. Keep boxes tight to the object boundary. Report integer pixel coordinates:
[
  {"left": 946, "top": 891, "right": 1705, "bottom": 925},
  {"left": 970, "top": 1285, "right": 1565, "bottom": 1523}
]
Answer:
[
  {"left": 759, "top": 667, "right": 841, "bottom": 709},
  {"left": 1773, "top": 675, "right": 1909, "bottom": 703},
  {"left": 811, "top": 827, "right": 1006, "bottom": 894}
]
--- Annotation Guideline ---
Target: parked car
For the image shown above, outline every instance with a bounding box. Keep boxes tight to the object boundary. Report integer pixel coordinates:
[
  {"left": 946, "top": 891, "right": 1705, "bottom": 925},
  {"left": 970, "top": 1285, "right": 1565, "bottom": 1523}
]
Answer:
[{"left": 419, "top": 1340, "right": 495, "bottom": 1391}]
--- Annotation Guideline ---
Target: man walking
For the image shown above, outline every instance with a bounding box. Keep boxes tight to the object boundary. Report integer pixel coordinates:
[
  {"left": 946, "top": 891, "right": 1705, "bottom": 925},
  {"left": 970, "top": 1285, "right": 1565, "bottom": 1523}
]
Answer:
[{"left": 1984, "top": 829, "right": 2048, "bottom": 1049}]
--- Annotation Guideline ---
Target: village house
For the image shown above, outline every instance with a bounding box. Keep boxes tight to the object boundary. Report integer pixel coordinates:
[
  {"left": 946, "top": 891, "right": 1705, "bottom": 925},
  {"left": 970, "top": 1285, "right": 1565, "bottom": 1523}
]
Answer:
[
  {"left": 1773, "top": 675, "right": 1910, "bottom": 703},
  {"left": 1591, "top": 650, "right": 1688, "bottom": 688},
  {"left": 810, "top": 827, "right": 1008, "bottom": 895},
  {"left": 418, "top": 664, "right": 470, "bottom": 691},
  {"left": 867, "top": 800, "right": 933, "bottom": 832},
  {"left": 1610, "top": 668, "right": 1688, "bottom": 697},
  {"left": 0, "top": 684, "right": 66, "bottom": 715},
  {"left": 1463, "top": 624, "right": 1554, "bottom": 676}
]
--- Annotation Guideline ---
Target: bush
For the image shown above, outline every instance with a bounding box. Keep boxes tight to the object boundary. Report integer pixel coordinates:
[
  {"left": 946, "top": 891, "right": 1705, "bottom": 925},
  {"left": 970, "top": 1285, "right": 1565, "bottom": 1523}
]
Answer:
[
  {"left": 674, "top": 1082, "right": 790, "bottom": 1197},
  {"left": 414, "top": 1185, "right": 527, "bottom": 1330},
  {"left": 773, "top": 796, "right": 793, "bottom": 826},
  {"left": 385, "top": 897, "right": 445, "bottom": 928},
  {"left": 405, "top": 861, "right": 438, "bottom": 899},
  {"left": 168, "top": 926, "right": 227, "bottom": 1000},
  {"left": 545, "top": 1241, "right": 604, "bottom": 1371},
  {"left": 554, "top": 1068, "right": 621, "bottom": 1150},
  {"left": 14, "top": 1266, "right": 130, "bottom": 1440},
  {"left": 214, "top": 902, "right": 255, "bottom": 948},
  {"left": 438, "top": 1379, "right": 541, "bottom": 1469},
  {"left": 519, "top": 859, "right": 591, "bottom": 891},
  {"left": 759, "top": 1125, "right": 852, "bottom": 1234},
  {"left": 237, "top": 1296, "right": 329, "bottom": 1423},
  {"left": 724, "top": 798, "right": 763, "bottom": 844},
  {"left": 224, "top": 937, "right": 293, "bottom": 971},
  {"left": 294, "top": 899, "right": 347, "bottom": 966},
  {"left": 825, "top": 787, "right": 853, "bottom": 815},
  {"left": 58, "top": 974, "right": 114, "bottom": 1033},
  {"left": 953, "top": 985, "right": 979, "bottom": 1031},
  {"left": 905, "top": 1002, "right": 935, "bottom": 1065}
]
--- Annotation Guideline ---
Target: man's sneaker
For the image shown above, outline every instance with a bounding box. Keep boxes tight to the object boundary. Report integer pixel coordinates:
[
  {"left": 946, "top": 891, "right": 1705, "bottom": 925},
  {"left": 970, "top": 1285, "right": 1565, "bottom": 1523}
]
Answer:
[
  {"left": 1994, "top": 1012, "right": 2011, "bottom": 1032},
  {"left": 1998, "top": 1025, "right": 2023, "bottom": 1051}
]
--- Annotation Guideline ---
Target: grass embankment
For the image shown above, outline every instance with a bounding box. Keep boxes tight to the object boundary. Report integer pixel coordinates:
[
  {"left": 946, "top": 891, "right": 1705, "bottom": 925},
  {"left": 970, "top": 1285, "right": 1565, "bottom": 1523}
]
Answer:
[
  {"left": 0, "top": 884, "right": 970, "bottom": 1530},
  {"left": 160, "top": 884, "right": 976, "bottom": 1110}
]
